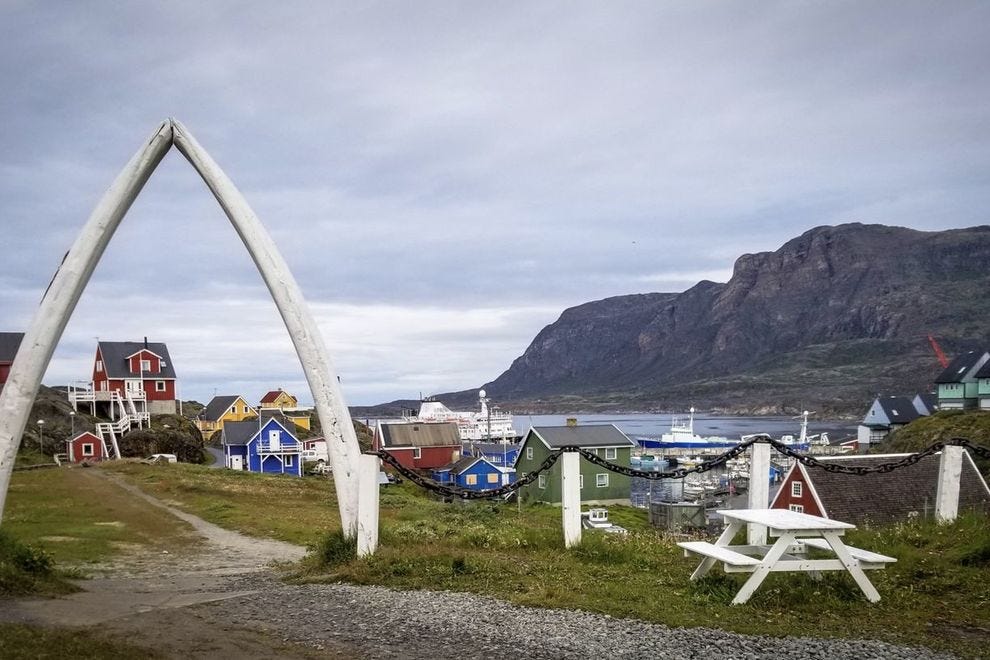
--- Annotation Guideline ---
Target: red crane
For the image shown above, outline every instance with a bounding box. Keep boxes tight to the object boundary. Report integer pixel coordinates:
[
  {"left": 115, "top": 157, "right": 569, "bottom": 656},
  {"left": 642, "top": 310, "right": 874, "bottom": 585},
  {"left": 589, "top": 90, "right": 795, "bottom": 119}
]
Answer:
[{"left": 928, "top": 334, "right": 949, "bottom": 369}]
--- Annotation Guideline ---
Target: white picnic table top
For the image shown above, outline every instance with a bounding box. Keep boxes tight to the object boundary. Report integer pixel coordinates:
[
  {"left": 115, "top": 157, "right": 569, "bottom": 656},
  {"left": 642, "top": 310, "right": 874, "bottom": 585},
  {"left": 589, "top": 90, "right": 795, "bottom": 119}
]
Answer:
[{"left": 717, "top": 508, "right": 855, "bottom": 532}]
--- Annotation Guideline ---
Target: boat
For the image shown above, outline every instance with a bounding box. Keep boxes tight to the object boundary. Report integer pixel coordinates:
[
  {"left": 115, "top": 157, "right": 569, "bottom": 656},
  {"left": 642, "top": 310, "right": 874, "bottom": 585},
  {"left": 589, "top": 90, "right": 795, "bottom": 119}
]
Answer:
[
  {"left": 409, "top": 390, "right": 517, "bottom": 442},
  {"left": 744, "top": 410, "right": 820, "bottom": 452},
  {"left": 581, "top": 508, "right": 628, "bottom": 535},
  {"left": 636, "top": 408, "right": 738, "bottom": 450}
]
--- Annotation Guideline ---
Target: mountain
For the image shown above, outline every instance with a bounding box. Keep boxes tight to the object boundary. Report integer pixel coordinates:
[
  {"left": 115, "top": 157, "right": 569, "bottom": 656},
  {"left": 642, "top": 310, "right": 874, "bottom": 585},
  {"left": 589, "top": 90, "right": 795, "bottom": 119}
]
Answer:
[
  {"left": 357, "top": 223, "right": 990, "bottom": 417},
  {"left": 489, "top": 223, "right": 990, "bottom": 414}
]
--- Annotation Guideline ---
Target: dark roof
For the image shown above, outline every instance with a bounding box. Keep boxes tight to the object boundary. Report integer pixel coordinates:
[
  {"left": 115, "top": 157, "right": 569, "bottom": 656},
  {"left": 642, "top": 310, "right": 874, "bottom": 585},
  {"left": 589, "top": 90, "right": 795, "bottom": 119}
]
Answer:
[
  {"left": 795, "top": 453, "right": 990, "bottom": 526},
  {"left": 466, "top": 442, "right": 519, "bottom": 455},
  {"left": 912, "top": 392, "right": 938, "bottom": 415},
  {"left": 222, "top": 420, "right": 261, "bottom": 446},
  {"left": 200, "top": 395, "right": 244, "bottom": 422},
  {"left": 98, "top": 341, "right": 177, "bottom": 379},
  {"left": 437, "top": 455, "right": 484, "bottom": 474},
  {"left": 0, "top": 332, "right": 24, "bottom": 362},
  {"left": 380, "top": 422, "right": 460, "bottom": 448},
  {"left": 977, "top": 360, "right": 990, "bottom": 379},
  {"left": 875, "top": 396, "right": 920, "bottom": 424},
  {"left": 530, "top": 424, "right": 636, "bottom": 449},
  {"left": 935, "top": 350, "right": 987, "bottom": 384}
]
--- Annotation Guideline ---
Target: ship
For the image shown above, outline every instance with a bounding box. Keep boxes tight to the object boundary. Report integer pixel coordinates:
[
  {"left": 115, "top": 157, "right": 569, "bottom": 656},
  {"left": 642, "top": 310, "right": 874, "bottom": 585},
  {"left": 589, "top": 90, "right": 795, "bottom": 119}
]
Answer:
[
  {"left": 635, "top": 408, "right": 738, "bottom": 450},
  {"left": 410, "top": 390, "right": 517, "bottom": 442}
]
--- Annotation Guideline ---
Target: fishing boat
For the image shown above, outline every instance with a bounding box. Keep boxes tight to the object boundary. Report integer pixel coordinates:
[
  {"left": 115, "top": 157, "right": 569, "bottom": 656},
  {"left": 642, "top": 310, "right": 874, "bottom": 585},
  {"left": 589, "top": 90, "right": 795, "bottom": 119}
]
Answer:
[
  {"left": 636, "top": 408, "right": 738, "bottom": 450},
  {"left": 410, "top": 390, "right": 517, "bottom": 442}
]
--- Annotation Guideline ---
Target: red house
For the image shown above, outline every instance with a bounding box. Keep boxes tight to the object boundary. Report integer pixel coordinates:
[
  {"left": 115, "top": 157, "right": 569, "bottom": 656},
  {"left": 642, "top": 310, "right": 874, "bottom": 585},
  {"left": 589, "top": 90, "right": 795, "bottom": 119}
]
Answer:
[
  {"left": 374, "top": 422, "right": 461, "bottom": 470},
  {"left": 0, "top": 332, "right": 24, "bottom": 387},
  {"left": 65, "top": 431, "right": 107, "bottom": 463},
  {"left": 771, "top": 452, "right": 990, "bottom": 525},
  {"left": 86, "top": 339, "right": 178, "bottom": 415}
]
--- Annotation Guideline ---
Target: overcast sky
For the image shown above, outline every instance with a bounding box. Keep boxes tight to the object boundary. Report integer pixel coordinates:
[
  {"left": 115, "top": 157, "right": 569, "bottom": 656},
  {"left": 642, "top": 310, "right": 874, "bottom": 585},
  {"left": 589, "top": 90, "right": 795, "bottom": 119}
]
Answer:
[{"left": 1, "top": 2, "right": 988, "bottom": 407}]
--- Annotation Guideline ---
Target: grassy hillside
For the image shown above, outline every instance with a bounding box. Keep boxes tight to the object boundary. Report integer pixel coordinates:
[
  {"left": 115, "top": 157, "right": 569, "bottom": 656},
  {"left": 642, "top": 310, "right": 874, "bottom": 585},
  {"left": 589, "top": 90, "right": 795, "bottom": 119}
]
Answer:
[{"left": 882, "top": 410, "right": 990, "bottom": 475}]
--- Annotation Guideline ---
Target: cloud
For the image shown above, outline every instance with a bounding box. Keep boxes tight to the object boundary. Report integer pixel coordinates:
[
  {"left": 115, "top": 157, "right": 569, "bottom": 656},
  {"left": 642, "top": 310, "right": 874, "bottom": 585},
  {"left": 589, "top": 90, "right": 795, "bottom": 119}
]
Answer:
[{"left": 1, "top": 2, "right": 989, "bottom": 404}]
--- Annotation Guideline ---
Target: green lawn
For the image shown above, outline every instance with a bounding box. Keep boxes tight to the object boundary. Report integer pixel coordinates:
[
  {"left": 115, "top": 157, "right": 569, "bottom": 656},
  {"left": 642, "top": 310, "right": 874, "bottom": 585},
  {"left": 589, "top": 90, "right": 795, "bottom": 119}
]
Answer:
[
  {"left": 14, "top": 462, "right": 990, "bottom": 658},
  {"left": 3, "top": 465, "right": 202, "bottom": 567}
]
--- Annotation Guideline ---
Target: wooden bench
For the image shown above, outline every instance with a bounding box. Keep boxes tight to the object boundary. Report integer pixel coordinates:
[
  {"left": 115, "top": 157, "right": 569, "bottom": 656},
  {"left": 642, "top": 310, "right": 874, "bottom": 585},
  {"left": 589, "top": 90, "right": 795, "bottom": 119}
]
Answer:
[
  {"left": 678, "top": 541, "right": 762, "bottom": 567},
  {"left": 800, "top": 538, "right": 897, "bottom": 565}
]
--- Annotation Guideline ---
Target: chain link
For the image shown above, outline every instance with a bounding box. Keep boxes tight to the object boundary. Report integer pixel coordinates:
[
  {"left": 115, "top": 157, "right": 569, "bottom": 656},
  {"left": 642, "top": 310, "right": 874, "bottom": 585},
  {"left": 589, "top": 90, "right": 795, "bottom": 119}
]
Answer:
[{"left": 372, "top": 436, "right": 990, "bottom": 498}]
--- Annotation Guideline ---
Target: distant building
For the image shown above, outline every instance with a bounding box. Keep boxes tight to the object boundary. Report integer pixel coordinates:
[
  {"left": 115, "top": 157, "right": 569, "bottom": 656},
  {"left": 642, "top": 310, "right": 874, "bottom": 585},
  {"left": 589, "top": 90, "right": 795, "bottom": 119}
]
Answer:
[
  {"left": 222, "top": 417, "right": 303, "bottom": 476},
  {"left": 196, "top": 395, "right": 256, "bottom": 436},
  {"left": 977, "top": 360, "right": 990, "bottom": 411},
  {"left": 857, "top": 395, "right": 923, "bottom": 446},
  {"left": 65, "top": 431, "right": 107, "bottom": 464},
  {"left": 771, "top": 452, "right": 990, "bottom": 525},
  {"left": 935, "top": 350, "right": 990, "bottom": 410},
  {"left": 70, "top": 339, "right": 179, "bottom": 415},
  {"left": 0, "top": 332, "right": 24, "bottom": 387},
  {"left": 912, "top": 392, "right": 938, "bottom": 416},
  {"left": 374, "top": 421, "right": 462, "bottom": 470},
  {"left": 433, "top": 455, "right": 514, "bottom": 491},
  {"left": 513, "top": 422, "right": 637, "bottom": 505},
  {"left": 259, "top": 388, "right": 298, "bottom": 411},
  {"left": 461, "top": 441, "right": 520, "bottom": 468}
]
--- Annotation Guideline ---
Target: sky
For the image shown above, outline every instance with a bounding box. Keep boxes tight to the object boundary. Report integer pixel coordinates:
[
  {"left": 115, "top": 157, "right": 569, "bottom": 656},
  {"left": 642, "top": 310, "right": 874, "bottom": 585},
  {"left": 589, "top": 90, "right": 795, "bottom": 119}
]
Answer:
[{"left": 1, "top": 2, "right": 988, "bottom": 407}]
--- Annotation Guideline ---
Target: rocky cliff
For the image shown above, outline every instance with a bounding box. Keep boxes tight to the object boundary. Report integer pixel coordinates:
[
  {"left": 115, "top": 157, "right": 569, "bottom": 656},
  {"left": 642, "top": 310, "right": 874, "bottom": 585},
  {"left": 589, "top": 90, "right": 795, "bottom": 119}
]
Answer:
[{"left": 477, "top": 223, "right": 990, "bottom": 414}]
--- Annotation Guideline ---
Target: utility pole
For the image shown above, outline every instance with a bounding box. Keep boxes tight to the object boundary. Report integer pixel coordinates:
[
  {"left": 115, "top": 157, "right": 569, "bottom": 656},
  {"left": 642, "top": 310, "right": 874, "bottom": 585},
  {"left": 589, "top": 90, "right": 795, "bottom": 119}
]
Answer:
[{"left": 37, "top": 419, "right": 44, "bottom": 455}]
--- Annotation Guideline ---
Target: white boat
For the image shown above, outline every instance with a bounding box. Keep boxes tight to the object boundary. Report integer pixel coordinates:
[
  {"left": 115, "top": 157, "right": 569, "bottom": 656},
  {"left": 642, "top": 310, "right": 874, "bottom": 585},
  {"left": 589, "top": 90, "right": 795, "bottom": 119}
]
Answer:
[
  {"left": 637, "top": 408, "right": 736, "bottom": 450},
  {"left": 581, "top": 508, "right": 628, "bottom": 534},
  {"left": 411, "top": 390, "right": 516, "bottom": 442}
]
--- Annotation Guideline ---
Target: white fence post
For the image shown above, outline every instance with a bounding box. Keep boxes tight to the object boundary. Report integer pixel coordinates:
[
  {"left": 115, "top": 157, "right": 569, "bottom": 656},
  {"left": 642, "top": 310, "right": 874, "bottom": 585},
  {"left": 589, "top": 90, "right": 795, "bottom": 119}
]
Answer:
[
  {"left": 747, "top": 442, "right": 770, "bottom": 545},
  {"left": 935, "top": 446, "right": 964, "bottom": 523},
  {"left": 561, "top": 452, "right": 582, "bottom": 548},
  {"left": 357, "top": 454, "right": 380, "bottom": 557}
]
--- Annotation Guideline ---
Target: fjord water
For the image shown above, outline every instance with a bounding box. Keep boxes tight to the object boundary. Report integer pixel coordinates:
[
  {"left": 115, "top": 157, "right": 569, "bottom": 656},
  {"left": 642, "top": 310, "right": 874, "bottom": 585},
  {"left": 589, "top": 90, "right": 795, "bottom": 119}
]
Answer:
[{"left": 511, "top": 413, "right": 858, "bottom": 442}]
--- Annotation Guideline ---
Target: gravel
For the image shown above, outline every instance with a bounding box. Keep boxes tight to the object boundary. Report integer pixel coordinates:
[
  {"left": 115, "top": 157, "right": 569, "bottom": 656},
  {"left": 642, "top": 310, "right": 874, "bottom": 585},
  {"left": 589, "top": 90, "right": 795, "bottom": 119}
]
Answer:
[{"left": 205, "top": 573, "right": 956, "bottom": 660}]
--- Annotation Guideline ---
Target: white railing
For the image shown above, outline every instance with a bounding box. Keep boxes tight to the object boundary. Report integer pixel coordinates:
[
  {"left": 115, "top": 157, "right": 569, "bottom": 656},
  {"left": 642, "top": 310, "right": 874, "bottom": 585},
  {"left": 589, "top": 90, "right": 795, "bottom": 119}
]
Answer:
[{"left": 257, "top": 441, "right": 303, "bottom": 453}]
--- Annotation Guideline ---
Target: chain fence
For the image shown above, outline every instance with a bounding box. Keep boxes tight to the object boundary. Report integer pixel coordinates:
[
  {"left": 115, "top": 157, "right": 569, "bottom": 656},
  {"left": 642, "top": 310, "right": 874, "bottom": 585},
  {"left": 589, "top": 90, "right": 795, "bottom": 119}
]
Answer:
[{"left": 372, "top": 436, "right": 990, "bottom": 500}]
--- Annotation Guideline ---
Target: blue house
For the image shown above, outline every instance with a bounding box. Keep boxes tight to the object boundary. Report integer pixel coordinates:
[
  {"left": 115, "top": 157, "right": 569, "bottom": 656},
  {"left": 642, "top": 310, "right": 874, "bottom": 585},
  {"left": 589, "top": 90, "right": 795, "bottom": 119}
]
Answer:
[
  {"left": 461, "top": 441, "right": 520, "bottom": 468},
  {"left": 222, "top": 417, "right": 303, "bottom": 476},
  {"left": 433, "top": 455, "right": 515, "bottom": 491}
]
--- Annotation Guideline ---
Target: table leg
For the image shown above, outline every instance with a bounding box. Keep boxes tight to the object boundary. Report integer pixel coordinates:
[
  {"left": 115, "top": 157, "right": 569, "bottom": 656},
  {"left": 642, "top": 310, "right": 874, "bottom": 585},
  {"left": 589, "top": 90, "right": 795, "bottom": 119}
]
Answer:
[
  {"left": 731, "top": 532, "right": 796, "bottom": 605},
  {"left": 690, "top": 521, "right": 744, "bottom": 581},
  {"left": 821, "top": 532, "right": 881, "bottom": 603}
]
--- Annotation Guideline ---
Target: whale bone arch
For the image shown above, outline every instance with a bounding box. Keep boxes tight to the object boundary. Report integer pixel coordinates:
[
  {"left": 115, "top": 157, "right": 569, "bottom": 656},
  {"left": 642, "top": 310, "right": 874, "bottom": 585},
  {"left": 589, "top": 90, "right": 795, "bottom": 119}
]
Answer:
[{"left": 0, "top": 119, "right": 361, "bottom": 535}]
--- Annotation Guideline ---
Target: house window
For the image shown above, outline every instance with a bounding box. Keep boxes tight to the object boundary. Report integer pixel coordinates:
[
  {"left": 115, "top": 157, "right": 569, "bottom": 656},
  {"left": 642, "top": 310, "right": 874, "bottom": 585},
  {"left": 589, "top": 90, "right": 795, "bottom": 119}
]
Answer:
[
  {"left": 413, "top": 447, "right": 422, "bottom": 459},
  {"left": 791, "top": 481, "right": 803, "bottom": 498},
  {"left": 96, "top": 360, "right": 103, "bottom": 372},
  {"left": 243, "top": 405, "right": 249, "bottom": 413},
  {"left": 140, "top": 359, "right": 151, "bottom": 372},
  {"left": 466, "top": 474, "right": 478, "bottom": 486},
  {"left": 82, "top": 443, "right": 94, "bottom": 456},
  {"left": 538, "top": 474, "right": 547, "bottom": 489},
  {"left": 605, "top": 448, "right": 617, "bottom": 460},
  {"left": 789, "top": 504, "right": 804, "bottom": 513},
  {"left": 487, "top": 473, "right": 499, "bottom": 484},
  {"left": 596, "top": 473, "right": 609, "bottom": 488},
  {"left": 526, "top": 446, "right": 533, "bottom": 460},
  {"left": 285, "top": 455, "right": 294, "bottom": 467},
  {"left": 155, "top": 381, "right": 166, "bottom": 392}
]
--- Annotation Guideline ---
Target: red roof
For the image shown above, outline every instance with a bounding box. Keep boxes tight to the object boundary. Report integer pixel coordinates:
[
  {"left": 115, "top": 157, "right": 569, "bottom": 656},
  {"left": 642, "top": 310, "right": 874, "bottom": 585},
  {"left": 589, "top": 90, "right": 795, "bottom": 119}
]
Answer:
[{"left": 260, "top": 389, "right": 288, "bottom": 403}]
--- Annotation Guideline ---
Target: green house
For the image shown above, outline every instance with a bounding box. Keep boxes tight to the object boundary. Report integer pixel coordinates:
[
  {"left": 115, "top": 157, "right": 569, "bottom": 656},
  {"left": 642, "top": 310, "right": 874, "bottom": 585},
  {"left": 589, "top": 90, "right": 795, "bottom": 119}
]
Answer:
[
  {"left": 513, "top": 424, "right": 636, "bottom": 505},
  {"left": 977, "top": 359, "right": 990, "bottom": 411},
  {"left": 935, "top": 350, "right": 989, "bottom": 410}
]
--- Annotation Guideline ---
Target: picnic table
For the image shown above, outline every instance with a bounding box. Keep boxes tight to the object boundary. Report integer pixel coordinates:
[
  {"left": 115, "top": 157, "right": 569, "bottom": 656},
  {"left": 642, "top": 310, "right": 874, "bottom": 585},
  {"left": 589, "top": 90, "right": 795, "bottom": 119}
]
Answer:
[{"left": 678, "top": 508, "right": 896, "bottom": 605}]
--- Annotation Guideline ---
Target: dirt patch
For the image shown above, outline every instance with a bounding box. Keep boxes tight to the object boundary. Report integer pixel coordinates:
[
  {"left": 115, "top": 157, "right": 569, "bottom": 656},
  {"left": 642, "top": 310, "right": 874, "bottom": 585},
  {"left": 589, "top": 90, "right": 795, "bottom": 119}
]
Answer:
[{"left": 0, "top": 470, "right": 315, "bottom": 658}]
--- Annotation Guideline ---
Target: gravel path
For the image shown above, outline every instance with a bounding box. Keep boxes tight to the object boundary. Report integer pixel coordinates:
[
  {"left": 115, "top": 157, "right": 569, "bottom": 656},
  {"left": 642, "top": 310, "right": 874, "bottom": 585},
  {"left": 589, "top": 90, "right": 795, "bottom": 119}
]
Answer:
[{"left": 204, "top": 573, "right": 955, "bottom": 660}]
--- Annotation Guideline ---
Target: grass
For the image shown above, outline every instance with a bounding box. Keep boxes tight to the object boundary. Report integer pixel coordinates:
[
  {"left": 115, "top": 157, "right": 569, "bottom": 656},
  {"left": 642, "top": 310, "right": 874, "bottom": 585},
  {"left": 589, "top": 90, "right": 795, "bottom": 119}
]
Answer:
[
  {"left": 0, "top": 624, "right": 165, "bottom": 659},
  {"left": 0, "top": 529, "right": 78, "bottom": 597},
  {"left": 3, "top": 465, "right": 202, "bottom": 567},
  {"left": 19, "top": 462, "right": 990, "bottom": 658}
]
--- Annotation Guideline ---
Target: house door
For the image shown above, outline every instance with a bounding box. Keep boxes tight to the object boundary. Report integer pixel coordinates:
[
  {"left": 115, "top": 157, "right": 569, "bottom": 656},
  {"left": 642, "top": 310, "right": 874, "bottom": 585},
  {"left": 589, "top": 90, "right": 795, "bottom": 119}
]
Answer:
[
  {"left": 230, "top": 455, "right": 243, "bottom": 470},
  {"left": 125, "top": 380, "right": 142, "bottom": 395}
]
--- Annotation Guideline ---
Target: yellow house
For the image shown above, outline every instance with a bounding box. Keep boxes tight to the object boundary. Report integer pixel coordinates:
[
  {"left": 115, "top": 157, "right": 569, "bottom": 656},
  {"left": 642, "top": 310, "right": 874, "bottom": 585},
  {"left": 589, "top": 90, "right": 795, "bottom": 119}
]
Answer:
[
  {"left": 196, "top": 395, "right": 256, "bottom": 435},
  {"left": 259, "top": 388, "right": 298, "bottom": 411}
]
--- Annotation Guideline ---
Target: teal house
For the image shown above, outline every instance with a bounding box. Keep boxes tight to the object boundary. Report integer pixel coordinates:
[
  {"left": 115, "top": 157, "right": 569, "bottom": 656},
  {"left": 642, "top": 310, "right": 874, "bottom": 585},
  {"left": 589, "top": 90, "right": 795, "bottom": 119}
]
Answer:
[
  {"left": 978, "top": 360, "right": 990, "bottom": 411},
  {"left": 935, "top": 350, "right": 989, "bottom": 410},
  {"left": 513, "top": 422, "right": 636, "bottom": 505}
]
